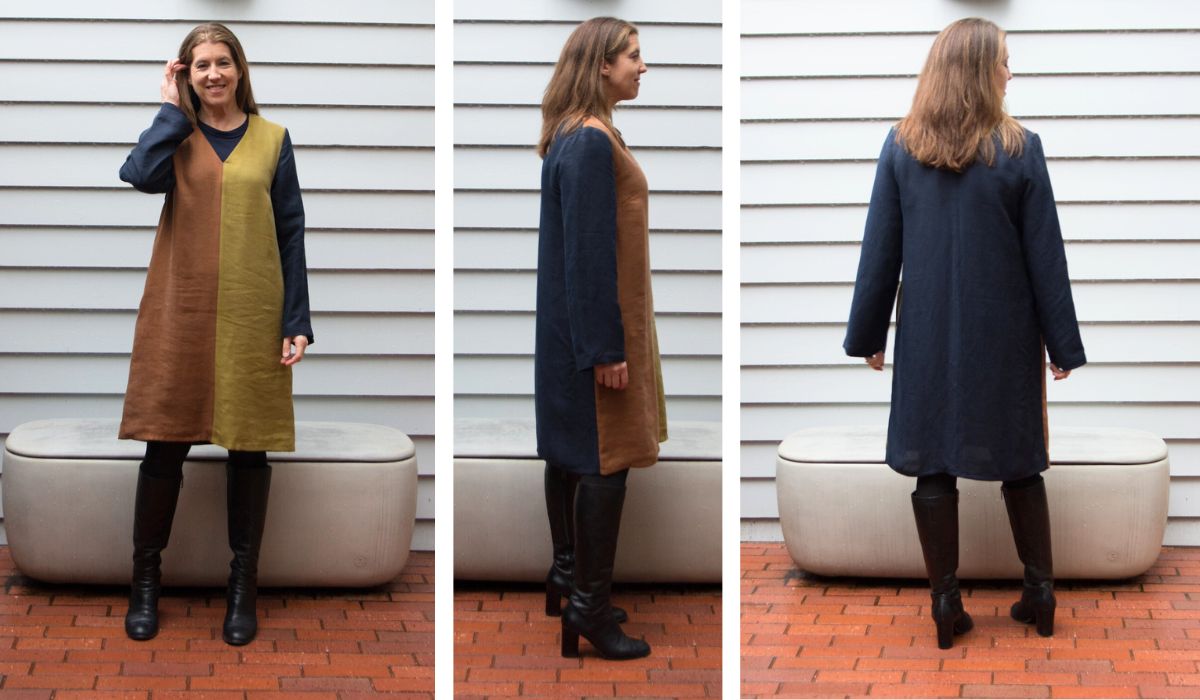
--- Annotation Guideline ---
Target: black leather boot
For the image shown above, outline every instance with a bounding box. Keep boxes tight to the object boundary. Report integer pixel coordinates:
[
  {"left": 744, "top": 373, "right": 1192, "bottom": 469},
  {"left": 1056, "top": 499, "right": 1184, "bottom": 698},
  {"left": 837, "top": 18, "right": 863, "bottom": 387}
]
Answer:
[
  {"left": 544, "top": 466, "right": 626, "bottom": 622},
  {"left": 125, "top": 471, "right": 183, "bottom": 640},
  {"left": 222, "top": 461, "right": 271, "bottom": 646},
  {"left": 1003, "top": 477, "right": 1056, "bottom": 637},
  {"left": 560, "top": 475, "right": 649, "bottom": 660},
  {"left": 911, "top": 491, "right": 974, "bottom": 649}
]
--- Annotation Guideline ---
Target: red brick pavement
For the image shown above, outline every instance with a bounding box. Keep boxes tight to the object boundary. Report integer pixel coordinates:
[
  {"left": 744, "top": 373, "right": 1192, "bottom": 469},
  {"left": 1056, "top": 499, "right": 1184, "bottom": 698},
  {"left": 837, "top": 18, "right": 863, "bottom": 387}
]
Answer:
[
  {"left": 743, "top": 541, "right": 1200, "bottom": 699},
  {"left": 0, "top": 546, "right": 433, "bottom": 698},
  {"left": 455, "top": 581, "right": 722, "bottom": 698}
]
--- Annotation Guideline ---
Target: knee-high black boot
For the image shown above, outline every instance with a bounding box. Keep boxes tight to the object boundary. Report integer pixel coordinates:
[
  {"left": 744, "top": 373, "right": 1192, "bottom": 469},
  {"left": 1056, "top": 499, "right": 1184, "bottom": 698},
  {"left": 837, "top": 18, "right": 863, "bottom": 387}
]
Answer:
[
  {"left": 223, "top": 461, "right": 271, "bottom": 646},
  {"left": 911, "top": 491, "right": 974, "bottom": 649},
  {"left": 125, "top": 471, "right": 183, "bottom": 640},
  {"left": 560, "top": 474, "right": 649, "bottom": 660},
  {"left": 544, "top": 466, "right": 626, "bottom": 622},
  {"left": 1003, "top": 478, "right": 1055, "bottom": 637}
]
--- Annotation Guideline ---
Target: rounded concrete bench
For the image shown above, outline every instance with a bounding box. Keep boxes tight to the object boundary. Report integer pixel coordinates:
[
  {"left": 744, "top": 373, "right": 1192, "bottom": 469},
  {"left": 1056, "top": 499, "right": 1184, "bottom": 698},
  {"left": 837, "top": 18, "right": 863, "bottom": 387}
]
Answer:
[
  {"left": 454, "top": 418, "right": 721, "bottom": 583},
  {"left": 776, "top": 426, "right": 1169, "bottom": 580},
  {"left": 2, "top": 418, "right": 417, "bottom": 588}
]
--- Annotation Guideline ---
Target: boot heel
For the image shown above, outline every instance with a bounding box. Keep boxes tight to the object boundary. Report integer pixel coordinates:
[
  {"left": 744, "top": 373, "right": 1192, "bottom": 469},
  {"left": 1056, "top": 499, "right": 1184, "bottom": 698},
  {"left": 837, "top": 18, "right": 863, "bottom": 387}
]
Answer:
[
  {"left": 545, "top": 586, "right": 562, "bottom": 617},
  {"left": 561, "top": 626, "right": 580, "bottom": 657},
  {"left": 935, "top": 617, "right": 955, "bottom": 650},
  {"left": 1035, "top": 605, "right": 1055, "bottom": 637}
]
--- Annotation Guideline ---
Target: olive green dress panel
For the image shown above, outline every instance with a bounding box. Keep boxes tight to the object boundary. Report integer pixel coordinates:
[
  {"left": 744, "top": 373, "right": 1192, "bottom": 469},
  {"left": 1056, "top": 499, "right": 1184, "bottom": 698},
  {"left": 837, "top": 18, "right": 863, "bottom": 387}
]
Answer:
[
  {"left": 211, "top": 116, "right": 295, "bottom": 451},
  {"left": 651, "top": 314, "right": 668, "bottom": 442}
]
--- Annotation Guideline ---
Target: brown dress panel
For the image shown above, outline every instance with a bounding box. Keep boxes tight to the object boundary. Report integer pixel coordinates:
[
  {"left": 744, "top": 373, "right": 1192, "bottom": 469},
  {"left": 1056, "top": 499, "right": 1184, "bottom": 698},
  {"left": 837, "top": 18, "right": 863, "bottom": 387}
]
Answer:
[
  {"left": 586, "top": 120, "right": 667, "bottom": 475},
  {"left": 119, "top": 132, "right": 222, "bottom": 443}
]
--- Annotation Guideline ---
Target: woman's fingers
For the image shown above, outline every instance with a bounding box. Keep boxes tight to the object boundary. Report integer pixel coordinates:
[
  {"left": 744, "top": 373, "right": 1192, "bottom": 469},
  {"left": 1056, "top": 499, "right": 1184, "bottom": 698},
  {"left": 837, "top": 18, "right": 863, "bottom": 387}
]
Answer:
[
  {"left": 866, "top": 351, "right": 885, "bottom": 371},
  {"left": 1050, "top": 363, "right": 1070, "bottom": 381},
  {"left": 281, "top": 336, "right": 309, "bottom": 366},
  {"left": 594, "top": 361, "right": 629, "bottom": 390},
  {"left": 161, "top": 59, "right": 182, "bottom": 105}
]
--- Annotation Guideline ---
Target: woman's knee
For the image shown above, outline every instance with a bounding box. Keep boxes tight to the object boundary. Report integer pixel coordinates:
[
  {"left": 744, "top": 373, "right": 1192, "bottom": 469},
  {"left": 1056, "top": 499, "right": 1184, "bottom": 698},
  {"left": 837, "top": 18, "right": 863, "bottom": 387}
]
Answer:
[
  {"left": 914, "top": 473, "right": 956, "bottom": 497},
  {"left": 228, "top": 450, "right": 268, "bottom": 469},
  {"left": 141, "top": 441, "right": 190, "bottom": 479},
  {"left": 1003, "top": 474, "right": 1043, "bottom": 491},
  {"left": 578, "top": 469, "right": 629, "bottom": 488}
]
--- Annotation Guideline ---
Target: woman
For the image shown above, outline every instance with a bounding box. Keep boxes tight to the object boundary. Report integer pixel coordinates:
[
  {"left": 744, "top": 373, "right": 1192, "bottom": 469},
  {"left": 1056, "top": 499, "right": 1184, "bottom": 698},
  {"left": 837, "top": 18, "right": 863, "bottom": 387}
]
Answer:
[
  {"left": 535, "top": 17, "right": 665, "bottom": 661},
  {"left": 844, "top": 18, "right": 1085, "bottom": 650},
  {"left": 118, "top": 23, "right": 312, "bottom": 645}
]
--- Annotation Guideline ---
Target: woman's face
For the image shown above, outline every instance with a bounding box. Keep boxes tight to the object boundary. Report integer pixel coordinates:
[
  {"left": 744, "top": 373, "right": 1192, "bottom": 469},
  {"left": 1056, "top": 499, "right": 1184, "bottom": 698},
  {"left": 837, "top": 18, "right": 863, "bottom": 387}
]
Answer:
[
  {"left": 995, "top": 41, "right": 1012, "bottom": 95},
  {"left": 601, "top": 34, "right": 647, "bottom": 105},
  {"left": 188, "top": 41, "right": 241, "bottom": 113}
]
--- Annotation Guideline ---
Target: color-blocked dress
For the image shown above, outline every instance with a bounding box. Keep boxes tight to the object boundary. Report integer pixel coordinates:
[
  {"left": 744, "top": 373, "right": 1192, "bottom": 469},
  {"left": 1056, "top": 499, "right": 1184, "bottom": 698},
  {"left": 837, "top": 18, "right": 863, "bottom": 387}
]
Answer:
[
  {"left": 535, "top": 121, "right": 668, "bottom": 476},
  {"left": 844, "top": 129, "right": 1086, "bottom": 481},
  {"left": 118, "top": 103, "right": 312, "bottom": 452}
]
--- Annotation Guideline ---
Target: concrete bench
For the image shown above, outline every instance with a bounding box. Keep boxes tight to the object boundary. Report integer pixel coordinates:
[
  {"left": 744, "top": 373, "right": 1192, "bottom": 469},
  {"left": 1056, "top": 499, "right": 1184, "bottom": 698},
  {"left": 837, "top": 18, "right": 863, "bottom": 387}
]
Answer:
[
  {"left": 454, "top": 418, "right": 721, "bottom": 583},
  {"left": 2, "top": 418, "right": 417, "bottom": 588},
  {"left": 776, "top": 426, "right": 1170, "bottom": 580}
]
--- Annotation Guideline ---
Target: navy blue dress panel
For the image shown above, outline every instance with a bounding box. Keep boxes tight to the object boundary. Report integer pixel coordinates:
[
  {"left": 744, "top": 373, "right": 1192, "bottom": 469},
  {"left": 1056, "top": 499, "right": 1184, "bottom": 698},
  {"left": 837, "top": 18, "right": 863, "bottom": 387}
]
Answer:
[
  {"left": 119, "top": 104, "right": 314, "bottom": 344},
  {"left": 845, "top": 129, "right": 1086, "bottom": 481},
  {"left": 535, "top": 126, "right": 625, "bottom": 475}
]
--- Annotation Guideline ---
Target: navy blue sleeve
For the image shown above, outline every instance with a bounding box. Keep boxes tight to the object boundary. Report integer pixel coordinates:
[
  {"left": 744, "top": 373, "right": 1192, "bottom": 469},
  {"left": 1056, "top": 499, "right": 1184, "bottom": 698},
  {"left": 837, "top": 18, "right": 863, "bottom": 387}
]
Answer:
[
  {"left": 558, "top": 128, "right": 624, "bottom": 371},
  {"left": 844, "top": 131, "right": 904, "bottom": 357},
  {"left": 1020, "top": 133, "right": 1085, "bottom": 371},
  {"left": 118, "top": 103, "right": 193, "bottom": 194},
  {"left": 272, "top": 130, "right": 314, "bottom": 344}
]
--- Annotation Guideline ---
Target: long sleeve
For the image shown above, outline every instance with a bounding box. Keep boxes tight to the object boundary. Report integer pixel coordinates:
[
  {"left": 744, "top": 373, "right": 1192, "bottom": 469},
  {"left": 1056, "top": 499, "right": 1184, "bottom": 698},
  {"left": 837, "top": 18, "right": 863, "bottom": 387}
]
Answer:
[
  {"left": 559, "top": 128, "right": 624, "bottom": 371},
  {"left": 272, "top": 130, "right": 314, "bottom": 344},
  {"left": 118, "top": 103, "right": 193, "bottom": 193},
  {"left": 1020, "top": 133, "right": 1085, "bottom": 371},
  {"left": 844, "top": 131, "right": 904, "bottom": 357}
]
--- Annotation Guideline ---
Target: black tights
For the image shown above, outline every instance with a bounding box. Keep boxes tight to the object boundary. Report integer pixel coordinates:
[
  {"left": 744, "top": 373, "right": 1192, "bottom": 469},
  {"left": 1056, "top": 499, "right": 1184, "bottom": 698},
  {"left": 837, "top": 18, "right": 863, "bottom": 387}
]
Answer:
[
  {"left": 915, "top": 472, "right": 1044, "bottom": 497},
  {"left": 547, "top": 465, "right": 629, "bottom": 489},
  {"left": 139, "top": 441, "right": 267, "bottom": 479},
  {"left": 578, "top": 470, "right": 629, "bottom": 488}
]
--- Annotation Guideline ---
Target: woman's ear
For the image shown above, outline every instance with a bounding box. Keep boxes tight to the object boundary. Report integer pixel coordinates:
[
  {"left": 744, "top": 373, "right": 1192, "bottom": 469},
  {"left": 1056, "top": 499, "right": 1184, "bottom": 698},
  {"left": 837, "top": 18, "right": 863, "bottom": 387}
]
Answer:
[{"left": 600, "top": 61, "right": 611, "bottom": 77}]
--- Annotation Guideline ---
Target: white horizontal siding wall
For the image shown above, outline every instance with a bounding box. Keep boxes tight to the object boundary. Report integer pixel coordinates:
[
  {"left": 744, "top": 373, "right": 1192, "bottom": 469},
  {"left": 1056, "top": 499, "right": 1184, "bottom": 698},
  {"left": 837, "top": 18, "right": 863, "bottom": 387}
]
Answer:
[
  {"left": 0, "top": 2, "right": 436, "bottom": 550},
  {"left": 454, "top": 1, "right": 723, "bottom": 429},
  {"left": 741, "top": 1, "right": 1200, "bottom": 546}
]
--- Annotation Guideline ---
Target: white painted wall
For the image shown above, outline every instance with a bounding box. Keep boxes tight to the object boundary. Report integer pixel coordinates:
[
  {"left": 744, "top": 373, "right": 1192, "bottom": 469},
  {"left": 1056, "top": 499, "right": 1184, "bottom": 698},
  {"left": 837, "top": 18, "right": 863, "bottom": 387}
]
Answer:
[
  {"left": 741, "top": 0, "right": 1200, "bottom": 545},
  {"left": 0, "top": 2, "right": 435, "bottom": 549},
  {"left": 454, "top": 1, "right": 723, "bottom": 429}
]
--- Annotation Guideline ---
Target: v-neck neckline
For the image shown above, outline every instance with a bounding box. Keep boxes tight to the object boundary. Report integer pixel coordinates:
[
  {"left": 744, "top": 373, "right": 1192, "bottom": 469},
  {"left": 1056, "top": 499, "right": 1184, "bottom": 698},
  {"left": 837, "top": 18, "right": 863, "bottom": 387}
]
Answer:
[{"left": 197, "top": 115, "right": 252, "bottom": 164}]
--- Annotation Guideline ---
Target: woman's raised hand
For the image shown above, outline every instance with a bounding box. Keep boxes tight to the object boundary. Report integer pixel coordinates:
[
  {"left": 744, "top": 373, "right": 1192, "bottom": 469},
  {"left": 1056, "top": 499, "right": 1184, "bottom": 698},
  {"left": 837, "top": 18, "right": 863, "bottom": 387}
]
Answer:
[
  {"left": 594, "top": 361, "right": 629, "bottom": 390},
  {"left": 161, "top": 59, "right": 186, "bottom": 106}
]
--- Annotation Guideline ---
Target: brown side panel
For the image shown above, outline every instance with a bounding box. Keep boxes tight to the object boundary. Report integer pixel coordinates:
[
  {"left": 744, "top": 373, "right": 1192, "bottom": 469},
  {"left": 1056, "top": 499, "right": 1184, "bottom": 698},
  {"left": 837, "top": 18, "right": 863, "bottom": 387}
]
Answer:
[
  {"left": 120, "top": 133, "right": 222, "bottom": 443},
  {"left": 594, "top": 140, "right": 662, "bottom": 475}
]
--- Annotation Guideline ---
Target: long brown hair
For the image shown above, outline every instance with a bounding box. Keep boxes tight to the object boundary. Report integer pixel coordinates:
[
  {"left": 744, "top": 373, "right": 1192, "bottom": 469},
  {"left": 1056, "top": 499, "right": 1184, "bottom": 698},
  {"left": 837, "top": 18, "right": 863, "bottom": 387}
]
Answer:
[
  {"left": 538, "top": 17, "right": 637, "bottom": 158},
  {"left": 895, "top": 17, "right": 1023, "bottom": 171},
  {"left": 175, "top": 22, "right": 259, "bottom": 125}
]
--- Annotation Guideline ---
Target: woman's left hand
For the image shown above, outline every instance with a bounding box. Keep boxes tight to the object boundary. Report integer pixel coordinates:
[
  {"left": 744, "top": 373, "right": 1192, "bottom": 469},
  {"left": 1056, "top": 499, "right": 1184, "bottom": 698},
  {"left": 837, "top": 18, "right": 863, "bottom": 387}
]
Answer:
[
  {"left": 281, "top": 336, "right": 309, "bottom": 366},
  {"left": 1049, "top": 363, "right": 1070, "bottom": 381}
]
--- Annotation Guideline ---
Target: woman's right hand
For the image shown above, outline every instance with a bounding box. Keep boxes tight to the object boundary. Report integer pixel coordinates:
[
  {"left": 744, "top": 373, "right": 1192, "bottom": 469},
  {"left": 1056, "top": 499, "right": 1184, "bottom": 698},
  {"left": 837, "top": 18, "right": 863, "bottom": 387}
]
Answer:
[
  {"left": 866, "top": 351, "right": 885, "bottom": 371},
  {"left": 594, "top": 361, "right": 629, "bottom": 390},
  {"left": 161, "top": 59, "right": 186, "bottom": 107}
]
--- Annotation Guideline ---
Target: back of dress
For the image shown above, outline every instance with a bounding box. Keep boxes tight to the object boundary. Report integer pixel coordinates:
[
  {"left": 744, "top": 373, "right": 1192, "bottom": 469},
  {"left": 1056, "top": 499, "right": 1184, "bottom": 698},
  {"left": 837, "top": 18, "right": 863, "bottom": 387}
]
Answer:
[{"left": 845, "top": 129, "right": 1086, "bottom": 481}]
